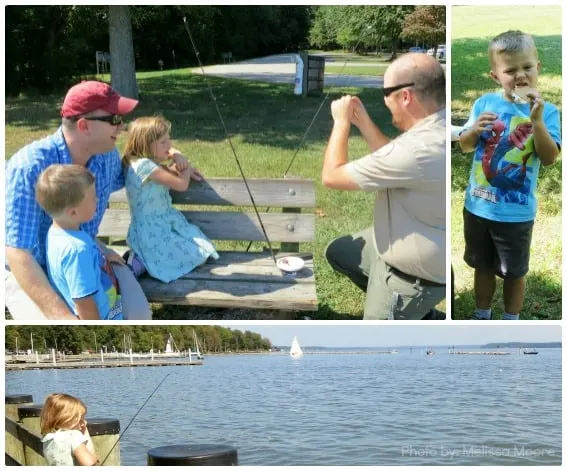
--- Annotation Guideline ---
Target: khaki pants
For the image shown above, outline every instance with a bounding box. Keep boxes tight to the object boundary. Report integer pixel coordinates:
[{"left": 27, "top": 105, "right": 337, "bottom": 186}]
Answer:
[
  {"left": 5, "top": 264, "right": 152, "bottom": 320},
  {"left": 325, "top": 227, "right": 446, "bottom": 320}
]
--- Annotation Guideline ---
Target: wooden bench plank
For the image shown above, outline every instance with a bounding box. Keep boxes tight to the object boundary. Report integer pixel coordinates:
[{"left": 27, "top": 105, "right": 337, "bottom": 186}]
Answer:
[
  {"left": 99, "top": 210, "right": 315, "bottom": 242},
  {"left": 176, "top": 252, "right": 314, "bottom": 284},
  {"left": 139, "top": 278, "right": 318, "bottom": 311},
  {"left": 109, "top": 178, "right": 316, "bottom": 207}
]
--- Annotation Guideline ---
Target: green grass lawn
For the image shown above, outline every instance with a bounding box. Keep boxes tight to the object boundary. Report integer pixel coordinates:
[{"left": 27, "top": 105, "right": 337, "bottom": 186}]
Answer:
[
  {"left": 451, "top": 6, "right": 562, "bottom": 319},
  {"left": 6, "top": 69, "right": 405, "bottom": 319},
  {"left": 326, "top": 65, "right": 389, "bottom": 76}
]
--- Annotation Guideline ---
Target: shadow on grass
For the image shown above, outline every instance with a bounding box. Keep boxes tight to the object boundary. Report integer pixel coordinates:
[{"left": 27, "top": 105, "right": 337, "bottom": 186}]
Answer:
[
  {"left": 452, "top": 34, "right": 562, "bottom": 115},
  {"left": 150, "top": 303, "right": 358, "bottom": 320},
  {"left": 6, "top": 73, "right": 398, "bottom": 151},
  {"left": 453, "top": 270, "right": 561, "bottom": 320}
]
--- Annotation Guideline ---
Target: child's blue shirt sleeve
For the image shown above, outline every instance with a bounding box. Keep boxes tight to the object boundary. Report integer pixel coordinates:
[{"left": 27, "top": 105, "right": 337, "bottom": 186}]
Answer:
[
  {"left": 543, "top": 103, "right": 561, "bottom": 148},
  {"left": 62, "top": 248, "right": 100, "bottom": 300}
]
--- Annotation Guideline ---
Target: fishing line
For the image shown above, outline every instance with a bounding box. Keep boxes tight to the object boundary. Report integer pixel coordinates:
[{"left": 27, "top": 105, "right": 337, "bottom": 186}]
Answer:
[
  {"left": 99, "top": 372, "right": 171, "bottom": 465},
  {"left": 245, "top": 39, "right": 364, "bottom": 252},
  {"left": 182, "top": 16, "right": 278, "bottom": 266}
]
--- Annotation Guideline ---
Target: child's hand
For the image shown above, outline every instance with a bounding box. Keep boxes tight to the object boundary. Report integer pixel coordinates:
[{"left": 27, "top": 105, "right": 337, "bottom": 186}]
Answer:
[
  {"left": 525, "top": 89, "right": 544, "bottom": 123},
  {"left": 105, "top": 250, "right": 125, "bottom": 266},
  {"left": 168, "top": 148, "right": 189, "bottom": 171},
  {"left": 471, "top": 112, "right": 498, "bottom": 135}
]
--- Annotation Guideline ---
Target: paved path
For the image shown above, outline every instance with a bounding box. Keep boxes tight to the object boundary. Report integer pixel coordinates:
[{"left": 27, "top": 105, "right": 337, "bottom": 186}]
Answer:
[{"left": 192, "top": 54, "right": 385, "bottom": 89}]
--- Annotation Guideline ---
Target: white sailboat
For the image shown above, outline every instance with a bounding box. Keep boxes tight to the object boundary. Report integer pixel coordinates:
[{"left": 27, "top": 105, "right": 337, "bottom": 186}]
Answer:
[
  {"left": 192, "top": 330, "right": 204, "bottom": 360},
  {"left": 290, "top": 336, "right": 303, "bottom": 359}
]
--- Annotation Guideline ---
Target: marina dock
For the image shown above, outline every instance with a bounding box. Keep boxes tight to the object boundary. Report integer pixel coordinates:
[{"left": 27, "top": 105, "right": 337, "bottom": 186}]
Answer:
[
  {"left": 6, "top": 359, "right": 203, "bottom": 370},
  {"left": 449, "top": 351, "right": 510, "bottom": 355}
]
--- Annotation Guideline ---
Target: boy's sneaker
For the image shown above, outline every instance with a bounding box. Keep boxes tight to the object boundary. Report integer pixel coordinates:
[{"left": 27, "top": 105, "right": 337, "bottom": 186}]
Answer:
[{"left": 123, "top": 250, "right": 146, "bottom": 278}]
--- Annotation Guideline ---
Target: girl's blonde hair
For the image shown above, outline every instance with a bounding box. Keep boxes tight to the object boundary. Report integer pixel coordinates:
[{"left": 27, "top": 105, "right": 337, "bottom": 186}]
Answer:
[
  {"left": 123, "top": 116, "right": 171, "bottom": 167},
  {"left": 40, "top": 393, "right": 87, "bottom": 435}
]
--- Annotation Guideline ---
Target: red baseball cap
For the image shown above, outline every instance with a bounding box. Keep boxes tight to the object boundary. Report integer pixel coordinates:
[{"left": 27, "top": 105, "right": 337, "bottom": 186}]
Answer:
[{"left": 60, "top": 81, "right": 138, "bottom": 118}]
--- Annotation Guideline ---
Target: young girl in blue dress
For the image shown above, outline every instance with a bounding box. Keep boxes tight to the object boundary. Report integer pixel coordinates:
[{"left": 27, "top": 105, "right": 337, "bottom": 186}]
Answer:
[{"left": 123, "top": 116, "right": 219, "bottom": 283}]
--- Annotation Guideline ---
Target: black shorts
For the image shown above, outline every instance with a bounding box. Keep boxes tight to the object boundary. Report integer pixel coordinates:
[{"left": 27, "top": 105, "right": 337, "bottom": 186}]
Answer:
[{"left": 463, "top": 208, "right": 533, "bottom": 279}]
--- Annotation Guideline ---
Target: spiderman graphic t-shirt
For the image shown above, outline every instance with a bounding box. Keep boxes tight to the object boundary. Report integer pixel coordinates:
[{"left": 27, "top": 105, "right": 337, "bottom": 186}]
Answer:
[{"left": 462, "top": 92, "right": 560, "bottom": 222}]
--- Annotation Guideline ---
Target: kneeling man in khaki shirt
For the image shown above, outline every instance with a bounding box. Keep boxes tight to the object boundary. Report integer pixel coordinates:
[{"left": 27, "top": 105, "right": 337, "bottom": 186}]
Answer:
[{"left": 322, "top": 53, "right": 446, "bottom": 320}]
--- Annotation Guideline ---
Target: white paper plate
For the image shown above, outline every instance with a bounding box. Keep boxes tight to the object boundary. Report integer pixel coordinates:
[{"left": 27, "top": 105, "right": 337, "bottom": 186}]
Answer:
[{"left": 277, "top": 256, "right": 305, "bottom": 273}]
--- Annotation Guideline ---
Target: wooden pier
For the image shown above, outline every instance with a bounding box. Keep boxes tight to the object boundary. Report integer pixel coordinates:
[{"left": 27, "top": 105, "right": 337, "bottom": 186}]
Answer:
[
  {"left": 449, "top": 351, "right": 510, "bottom": 355},
  {"left": 6, "top": 359, "right": 203, "bottom": 370}
]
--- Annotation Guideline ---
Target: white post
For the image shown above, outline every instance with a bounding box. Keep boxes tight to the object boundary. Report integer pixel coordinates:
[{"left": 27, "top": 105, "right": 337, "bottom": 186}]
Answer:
[
  {"left": 52, "top": 348, "right": 56, "bottom": 366},
  {"left": 129, "top": 348, "right": 133, "bottom": 365},
  {"left": 151, "top": 349, "right": 154, "bottom": 361},
  {"left": 188, "top": 349, "right": 192, "bottom": 362},
  {"left": 35, "top": 351, "right": 39, "bottom": 364},
  {"left": 100, "top": 349, "right": 104, "bottom": 364},
  {"left": 16, "top": 337, "right": 19, "bottom": 357}
]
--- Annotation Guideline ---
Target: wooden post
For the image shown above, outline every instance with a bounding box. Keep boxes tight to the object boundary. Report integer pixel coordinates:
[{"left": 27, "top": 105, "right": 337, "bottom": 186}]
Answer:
[
  {"left": 18, "top": 404, "right": 43, "bottom": 433},
  {"left": 88, "top": 418, "right": 121, "bottom": 466},
  {"left": 5, "top": 394, "right": 33, "bottom": 420},
  {"left": 18, "top": 404, "right": 44, "bottom": 465},
  {"left": 147, "top": 444, "right": 238, "bottom": 466},
  {"left": 300, "top": 52, "right": 309, "bottom": 98},
  {"left": 5, "top": 395, "right": 33, "bottom": 465}
]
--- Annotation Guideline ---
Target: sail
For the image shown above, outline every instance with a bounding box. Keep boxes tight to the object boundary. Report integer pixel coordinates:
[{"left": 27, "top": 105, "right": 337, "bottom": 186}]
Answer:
[{"left": 290, "top": 336, "right": 303, "bottom": 358}]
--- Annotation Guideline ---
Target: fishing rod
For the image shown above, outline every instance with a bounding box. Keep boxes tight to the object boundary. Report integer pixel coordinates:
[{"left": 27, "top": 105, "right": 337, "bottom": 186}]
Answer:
[
  {"left": 182, "top": 16, "right": 278, "bottom": 267},
  {"left": 99, "top": 372, "right": 171, "bottom": 465}
]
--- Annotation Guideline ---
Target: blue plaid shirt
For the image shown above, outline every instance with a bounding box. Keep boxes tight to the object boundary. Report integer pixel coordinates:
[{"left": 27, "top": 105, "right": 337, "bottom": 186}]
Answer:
[{"left": 5, "top": 127, "right": 125, "bottom": 268}]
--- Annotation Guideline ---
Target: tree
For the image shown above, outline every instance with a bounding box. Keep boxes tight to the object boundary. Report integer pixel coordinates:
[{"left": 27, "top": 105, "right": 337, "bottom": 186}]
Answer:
[
  {"left": 401, "top": 6, "right": 446, "bottom": 53},
  {"left": 108, "top": 5, "right": 138, "bottom": 98},
  {"left": 308, "top": 6, "right": 414, "bottom": 57}
]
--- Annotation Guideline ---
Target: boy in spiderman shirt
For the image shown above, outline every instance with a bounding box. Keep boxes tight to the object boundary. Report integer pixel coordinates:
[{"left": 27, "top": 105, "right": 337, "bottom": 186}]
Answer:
[{"left": 458, "top": 30, "right": 560, "bottom": 320}]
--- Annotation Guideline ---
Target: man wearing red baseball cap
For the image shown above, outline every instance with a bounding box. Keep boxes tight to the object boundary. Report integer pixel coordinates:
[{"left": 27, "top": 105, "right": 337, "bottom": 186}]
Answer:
[
  {"left": 5, "top": 81, "right": 152, "bottom": 320},
  {"left": 60, "top": 80, "right": 139, "bottom": 118}
]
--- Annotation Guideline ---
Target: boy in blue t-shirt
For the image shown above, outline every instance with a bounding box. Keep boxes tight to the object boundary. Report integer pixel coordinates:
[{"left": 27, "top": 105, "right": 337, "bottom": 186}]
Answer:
[
  {"left": 459, "top": 30, "right": 561, "bottom": 320},
  {"left": 35, "top": 165, "right": 123, "bottom": 320}
]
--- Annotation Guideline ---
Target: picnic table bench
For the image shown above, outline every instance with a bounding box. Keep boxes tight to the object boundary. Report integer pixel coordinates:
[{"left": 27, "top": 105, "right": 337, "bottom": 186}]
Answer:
[{"left": 99, "top": 177, "right": 318, "bottom": 313}]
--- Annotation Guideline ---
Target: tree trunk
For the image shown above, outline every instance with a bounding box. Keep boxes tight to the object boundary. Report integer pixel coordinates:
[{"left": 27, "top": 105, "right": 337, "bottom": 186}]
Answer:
[
  {"left": 108, "top": 6, "right": 138, "bottom": 99},
  {"left": 389, "top": 38, "right": 398, "bottom": 61}
]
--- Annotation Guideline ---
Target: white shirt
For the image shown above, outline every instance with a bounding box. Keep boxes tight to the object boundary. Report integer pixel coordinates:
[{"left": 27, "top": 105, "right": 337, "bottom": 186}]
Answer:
[{"left": 42, "top": 429, "right": 87, "bottom": 466}]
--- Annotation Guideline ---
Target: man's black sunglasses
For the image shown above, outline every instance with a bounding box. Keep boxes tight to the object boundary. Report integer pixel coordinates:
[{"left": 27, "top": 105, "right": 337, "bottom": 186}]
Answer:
[
  {"left": 82, "top": 115, "right": 124, "bottom": 126},
  {"left": 381, "top": 82, "right": 415, "bottom": 97}
]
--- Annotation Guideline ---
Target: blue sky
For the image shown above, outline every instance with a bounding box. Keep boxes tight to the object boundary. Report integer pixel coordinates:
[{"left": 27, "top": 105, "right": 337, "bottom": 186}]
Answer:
[{"left": 223, "top": 324, "right": 561, "bottom": 347}]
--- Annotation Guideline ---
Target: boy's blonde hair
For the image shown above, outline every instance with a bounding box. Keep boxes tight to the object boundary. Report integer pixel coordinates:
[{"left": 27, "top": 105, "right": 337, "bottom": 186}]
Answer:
[
  {"left": 123, "top": 116, "right": 171, "bottom": 167},
  {"left": 36, "top": 164, "right": 95, "bottom": 217},
  {"left": 489, "top": 30, "right": 538, "bottom": 66},
  {"left": 40, "top": 393, "right": 87, "bottom": 435}
]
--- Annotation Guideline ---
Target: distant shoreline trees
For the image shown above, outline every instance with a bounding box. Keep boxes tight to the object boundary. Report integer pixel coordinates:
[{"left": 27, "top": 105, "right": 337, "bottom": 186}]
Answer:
[{"left": 5, "top": 326, "right": 273, "bottom": 355}]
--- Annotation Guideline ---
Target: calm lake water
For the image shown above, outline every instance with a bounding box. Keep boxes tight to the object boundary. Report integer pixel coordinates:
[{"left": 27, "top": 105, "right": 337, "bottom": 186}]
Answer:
[{"left": 6, "top": 348, "right": 561, "bottom": 466}]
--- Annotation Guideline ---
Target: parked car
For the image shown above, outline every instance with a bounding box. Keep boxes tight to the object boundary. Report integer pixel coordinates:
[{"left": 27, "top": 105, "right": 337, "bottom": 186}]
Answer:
[
  {"left": 427, "top": 45, "right": 446, "bottom": 60},
  {"left": 409, "top": 46, "right": 426, "bottom": 53}
]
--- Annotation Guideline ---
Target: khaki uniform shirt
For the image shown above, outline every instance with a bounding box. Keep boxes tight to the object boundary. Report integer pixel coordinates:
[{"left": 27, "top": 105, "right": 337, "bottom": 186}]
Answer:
[{"left": 346, "top": 110, "right": 446, "bottom": 284}]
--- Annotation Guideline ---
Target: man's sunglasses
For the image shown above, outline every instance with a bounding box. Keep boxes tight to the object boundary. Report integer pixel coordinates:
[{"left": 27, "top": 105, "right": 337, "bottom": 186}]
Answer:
[
  {"left": 381, "top": 82, "right": 415, "bottom": 97},
  {"left": 81, "top": 115, "right": 124, "bottom": 126}
]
